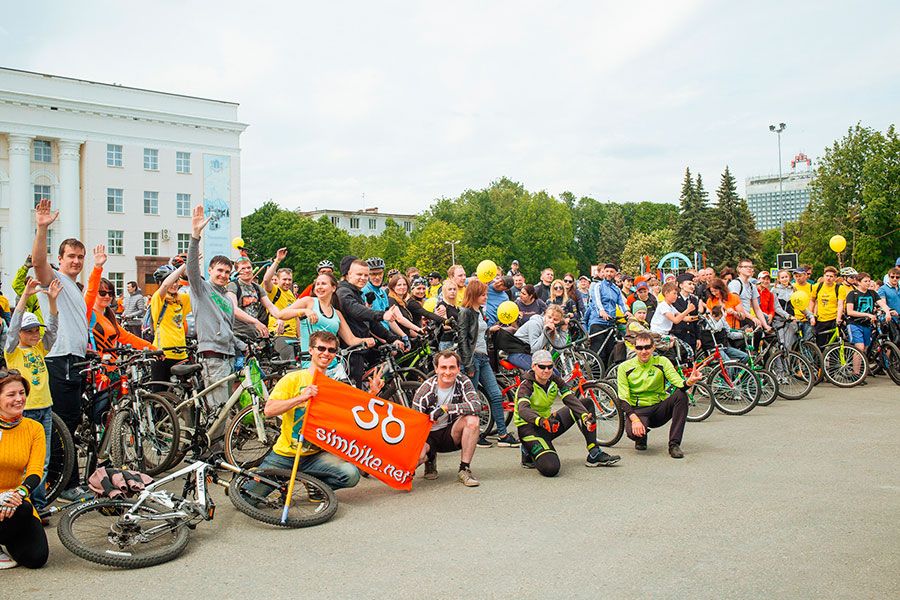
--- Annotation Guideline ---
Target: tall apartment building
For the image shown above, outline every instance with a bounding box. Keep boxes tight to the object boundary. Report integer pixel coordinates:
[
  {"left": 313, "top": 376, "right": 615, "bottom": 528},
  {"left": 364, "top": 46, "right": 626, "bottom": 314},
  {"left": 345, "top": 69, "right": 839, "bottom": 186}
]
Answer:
[{"left": 746, "top": 153, "right": 814, "bottom": 231}]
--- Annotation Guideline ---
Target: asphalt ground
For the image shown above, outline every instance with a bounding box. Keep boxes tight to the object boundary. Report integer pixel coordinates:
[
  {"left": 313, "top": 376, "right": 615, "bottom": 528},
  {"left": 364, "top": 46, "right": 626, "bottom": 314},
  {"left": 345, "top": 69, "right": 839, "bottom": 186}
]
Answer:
[{"left": 9, "top": 377, "right": 900, "bottom": 599}]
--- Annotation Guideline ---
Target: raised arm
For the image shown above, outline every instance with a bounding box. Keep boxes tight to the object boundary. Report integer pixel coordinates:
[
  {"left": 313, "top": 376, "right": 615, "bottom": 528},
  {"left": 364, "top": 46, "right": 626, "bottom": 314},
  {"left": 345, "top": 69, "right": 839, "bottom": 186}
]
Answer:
[
  {"left": 158, "top": 264, "right": 187, "bottom": 297},
  {"left": 262, "top": 248, "right": 287, "bottom": 293},
  {"left": 187, "top": 205, "right": 211, "bottom": 288},
  {"left": 31, "top": 200, "right": 58, "bottom": 285}
]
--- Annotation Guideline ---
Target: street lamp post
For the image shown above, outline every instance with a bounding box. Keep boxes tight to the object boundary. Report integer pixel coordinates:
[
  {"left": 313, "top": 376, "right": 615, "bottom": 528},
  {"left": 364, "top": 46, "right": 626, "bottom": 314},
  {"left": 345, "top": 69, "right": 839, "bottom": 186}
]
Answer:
[
  {"left": 769, "top": 122, "right": 786, "bottom": 253},
  {"left": 445, "top": 239, "right": 460, "bottom": 265}
]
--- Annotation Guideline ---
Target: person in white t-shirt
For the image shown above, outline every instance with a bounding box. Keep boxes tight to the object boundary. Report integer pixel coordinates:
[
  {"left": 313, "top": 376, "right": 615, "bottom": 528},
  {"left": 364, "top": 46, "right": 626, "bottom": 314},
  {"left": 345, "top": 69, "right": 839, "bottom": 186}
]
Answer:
[{"left": 650, "top": 282, "right": 694, "bottom": 335}]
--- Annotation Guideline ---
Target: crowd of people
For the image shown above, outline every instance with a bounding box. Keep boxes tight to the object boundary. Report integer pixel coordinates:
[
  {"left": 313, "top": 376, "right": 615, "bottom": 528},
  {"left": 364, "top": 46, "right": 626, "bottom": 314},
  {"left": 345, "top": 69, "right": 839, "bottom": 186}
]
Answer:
[{"left": 1, "top": 199, "right": 898, "bottom": 569}]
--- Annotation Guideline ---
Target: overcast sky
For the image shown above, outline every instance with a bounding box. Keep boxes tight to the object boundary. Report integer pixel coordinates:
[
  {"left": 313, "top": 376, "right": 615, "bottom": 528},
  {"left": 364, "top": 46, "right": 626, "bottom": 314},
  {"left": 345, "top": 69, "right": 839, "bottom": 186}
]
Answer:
[{"left": 2, "top": 1, "right": 898, "bottom": 216}]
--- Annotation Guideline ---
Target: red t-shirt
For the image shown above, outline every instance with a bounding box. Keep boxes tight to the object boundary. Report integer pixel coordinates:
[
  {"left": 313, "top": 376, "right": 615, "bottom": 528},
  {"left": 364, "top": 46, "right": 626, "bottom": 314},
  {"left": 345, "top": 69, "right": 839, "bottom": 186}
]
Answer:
[{"left": 758, "top": 287, "right": 775, "bottom": 317}]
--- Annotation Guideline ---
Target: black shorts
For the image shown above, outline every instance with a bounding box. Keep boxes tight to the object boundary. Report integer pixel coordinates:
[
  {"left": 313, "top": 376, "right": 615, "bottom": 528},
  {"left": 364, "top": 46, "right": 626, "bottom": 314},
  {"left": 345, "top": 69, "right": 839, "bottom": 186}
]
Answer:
[{"left": 426, "top": 425, "right": 461, "bottom": 454}]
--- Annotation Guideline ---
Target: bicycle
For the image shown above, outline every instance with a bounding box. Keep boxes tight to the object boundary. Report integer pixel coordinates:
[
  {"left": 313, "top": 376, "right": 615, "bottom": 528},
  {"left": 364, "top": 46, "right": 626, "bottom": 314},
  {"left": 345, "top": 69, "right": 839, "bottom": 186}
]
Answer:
[
  {"left": 819, "top": 324, "right": 868, "bottom": 387},
  {"left": 756, "top": 322, "right": 816, "bottom": 401},
  {"left": 57, "top": 453, "right": 337, "bottom": 568},
  {"left": 866, "top": 312, "right": 900, "bottom": 385}
]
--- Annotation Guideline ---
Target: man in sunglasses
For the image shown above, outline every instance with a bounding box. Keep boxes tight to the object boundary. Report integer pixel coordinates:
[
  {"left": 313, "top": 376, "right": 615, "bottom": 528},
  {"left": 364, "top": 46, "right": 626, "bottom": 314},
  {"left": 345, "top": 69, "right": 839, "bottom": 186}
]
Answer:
[
  {"left": 516, "top": 350, "right": 621, "bottom": 476},
  {"left": 878, "top": 267, "right": 900, "bottom": 342},
  {"left": 617, "top": 332, "right": 702, "bottom": 458}
]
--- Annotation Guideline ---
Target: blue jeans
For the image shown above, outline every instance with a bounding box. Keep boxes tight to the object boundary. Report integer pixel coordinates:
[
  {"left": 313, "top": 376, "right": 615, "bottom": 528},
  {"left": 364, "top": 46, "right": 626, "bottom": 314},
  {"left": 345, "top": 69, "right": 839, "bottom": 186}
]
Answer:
[
  {"left": 255, "top": 449, "right": 360, "bottom": 492},
  {"left": 723, "top": 346, "right": 749, "bottom": 362},
  {"left": 507, "top": 352, "right": 532, "bottom": 371},
  {"left": 469, "top": 352, "right": 508, "bottom": 436},
  {"left": 797, "top": 321, "right": 814, "bottom": 346},
  {"left": 23, "top": 407, "right": 52, "bottom": 509}
]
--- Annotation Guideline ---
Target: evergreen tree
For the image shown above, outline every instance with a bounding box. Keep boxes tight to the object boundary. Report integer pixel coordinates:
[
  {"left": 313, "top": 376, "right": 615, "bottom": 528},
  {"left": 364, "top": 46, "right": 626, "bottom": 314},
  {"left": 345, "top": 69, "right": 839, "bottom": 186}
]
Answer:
[
  {"left": 709, "top": 166, "right": 760, "bottom": 269},
  {"left": 673, "top": 167, "right": 710, "bottom": 256}
]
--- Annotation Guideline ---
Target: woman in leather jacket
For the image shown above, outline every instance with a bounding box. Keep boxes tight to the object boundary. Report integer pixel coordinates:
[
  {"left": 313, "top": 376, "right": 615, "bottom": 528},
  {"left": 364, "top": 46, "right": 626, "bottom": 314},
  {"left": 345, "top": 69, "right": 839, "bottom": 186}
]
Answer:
[{"left": 457, "top": 279, "right": 519, "bottom": 448}]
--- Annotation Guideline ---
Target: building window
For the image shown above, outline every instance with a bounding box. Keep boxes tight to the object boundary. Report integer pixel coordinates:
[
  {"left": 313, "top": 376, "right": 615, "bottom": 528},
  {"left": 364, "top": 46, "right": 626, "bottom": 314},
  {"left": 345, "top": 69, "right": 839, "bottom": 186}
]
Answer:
[
  {"left": 143, "top": 232, "right": 159, "bottom": 256},
  {"left": 144, "top": 191, "right": 159, "bottom": 215},
  {"left": 330, "top": 216, "right": 340, "bottom": 227},
  {"left": 368, "top": 218, "right": 377, "bottom": 230},
  {"left": 45, "top": 229, "right": 53, "bottom": 256},
  {"left": 143, "top": 148, "right": 158, "bottom": 171},
  {"left": 177, "top": 233, "right": 191, "bottom": 254},
  {"left": 33, "top": 140, "right": 51, "bottom": 163},
  {"left": 403, "top": 220, "right": 412, "bottom": 233},
  {"left": 176, "top": 193, "right": 191, "bottom": 217},
  {"left": 107, "top": 230, "right": 124, "bottom": 255},
  {"left": 107, "top": 272, "right": 124, "bottom": 296},
  {"left": 107, "top": 188, "right": 124, "bottom": 213},
  {"left": 33, "top": 185, "right": 51, "bottom": 207},
  {"left": 176, "top": 151, "right": 191, "bottom": 174},
  {"left": 350, "top": 217, "right": 360, "bottom": 229},
  {"left": 107, "top": 144, "right": 123, "bottom": 167}
]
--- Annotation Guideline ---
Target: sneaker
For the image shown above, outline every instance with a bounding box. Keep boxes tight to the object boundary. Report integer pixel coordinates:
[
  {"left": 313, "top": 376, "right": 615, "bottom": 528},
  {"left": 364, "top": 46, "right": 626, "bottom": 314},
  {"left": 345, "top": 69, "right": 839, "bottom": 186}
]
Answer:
[
  {"left": 0, "top": 551, "right": 17, "bottom": 570},
  {"left": 60, "top": 485, "right": 93, "bottom": 502},
  {"left": 634, "top": 437, "right": 648, "bottom": 451},
  {"left": 457, "top": 468, "right": 480, "bottom": 487},
  {"left": 477, "top": 436, "right": 493, "bottom": 448},
  {"left": 496, "top": 434, "right": 520, "bottom": 448},
  {"left": 521, "top": 448, "right": 535, "bottom": 469},
  {"left": 668, "top": 443, "right": 685, "bottom": 459},
  {"left": 424, "top": 459, "right": 438, "bottom": 480},
  {"left": 586, "top": 446, "right": 621, "bottom": 467}
]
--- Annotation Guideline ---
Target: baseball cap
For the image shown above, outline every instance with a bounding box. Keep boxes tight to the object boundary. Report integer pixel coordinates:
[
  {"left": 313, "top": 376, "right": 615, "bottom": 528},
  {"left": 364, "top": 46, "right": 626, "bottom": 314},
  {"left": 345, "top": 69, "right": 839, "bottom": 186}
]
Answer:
[
  {"left": 512, "top": 260, "right": 519, "bottom": 265},
  {"left": 21, "top": 312, "right": 45, "bottom": 330},
  {"left": 531, "top": 350, "right": 553, "bottom": 366},
  {"left": 676, "top": 273, "right": 694, "bottom": 283},
  {"left": 428, "top": 271, "right": 441, "bottom": 279},
  {"left": 757, "top": 271, "right": 770, "bottom": 278},
  {"left": 578, "top": 275, "right": 590, "bottom": 282},
  {"left": 635, "top": 281, "right": 649, "bottom": 290}
]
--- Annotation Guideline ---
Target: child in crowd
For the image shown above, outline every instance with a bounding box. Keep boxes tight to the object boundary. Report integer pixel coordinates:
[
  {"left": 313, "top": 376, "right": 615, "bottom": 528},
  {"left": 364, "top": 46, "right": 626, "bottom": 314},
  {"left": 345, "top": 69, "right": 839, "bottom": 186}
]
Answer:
[
  {"left": 706, "top": 304, "right": 749, "bottom": 362},
  {"left": 624, "top": 301, "right": 663, "bottom": 358}
]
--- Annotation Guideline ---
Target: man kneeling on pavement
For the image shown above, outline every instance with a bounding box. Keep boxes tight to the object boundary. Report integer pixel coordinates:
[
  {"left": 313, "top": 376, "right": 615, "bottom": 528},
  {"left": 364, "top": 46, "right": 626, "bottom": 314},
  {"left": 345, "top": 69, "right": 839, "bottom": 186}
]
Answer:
[
  {"left": 412, "top": 349, "right": 482, "bottom": 487},
  {"left": 516, "top": 350, "right": 621, "bottom": 476},
  {"left": 616, "top": 331, "right": 703, "bottom": 458}
]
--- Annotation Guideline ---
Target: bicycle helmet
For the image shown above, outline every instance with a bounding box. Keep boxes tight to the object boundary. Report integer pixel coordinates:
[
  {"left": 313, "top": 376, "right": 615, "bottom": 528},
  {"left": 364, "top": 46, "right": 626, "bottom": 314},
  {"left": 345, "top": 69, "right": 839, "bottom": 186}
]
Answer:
[
  {"left": 411, "top": 277, "right": 428, "bottom": 289},
  {"left": 317, "top": 259, "right": 335, "bottom": 272},
  {"left": 153, "top": 264, "right": 176, "bottom": 285},
  {"left": 366, "top": 257, "right": 386, "bottom": 270},
  {"left": 839, "top": 267, "right": 858, "bottom": 277}
]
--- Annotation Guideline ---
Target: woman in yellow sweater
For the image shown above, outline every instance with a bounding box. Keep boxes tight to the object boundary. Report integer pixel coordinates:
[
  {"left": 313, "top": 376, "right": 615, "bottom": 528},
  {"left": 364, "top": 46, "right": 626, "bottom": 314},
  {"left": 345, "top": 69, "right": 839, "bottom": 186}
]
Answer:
[{"left": 0, "top": 371, "right": 49, "bottom": 569}]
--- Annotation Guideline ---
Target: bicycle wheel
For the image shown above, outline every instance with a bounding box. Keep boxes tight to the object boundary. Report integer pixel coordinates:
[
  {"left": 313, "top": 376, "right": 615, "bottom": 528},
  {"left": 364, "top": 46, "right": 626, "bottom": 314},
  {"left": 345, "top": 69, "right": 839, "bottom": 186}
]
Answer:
[
  {"left": 165, "top": 391, "right": 196, "bottom": 466},
  {"left": 766, "top": 351, "right": 815, "bottom": 400},
  {"left": 708, "top": 362, "right": 760, "bottom": 416},
  {"left": 398, "top": 367, "right": 428, "bottom": 382},
  {"left": 57, "top": 497, "right": 190, "bottom": 568},
  {"left": 229, "top": 468, "right": 337, "bottom": 528},
  {"left": 45, "top": 412, "right": 75, "bottom": 503},
  {"left": 686, "top": 381, "right": 715, "bottom": 422},
  {"left": 477, "top": 387, "right": 494, "bottom": 436},
  {"left": 881, "top": 341, "right": 900, "bottom": 385},
  {"left": 580, "top": 381, "right": 624, "bottom": 446},
  {"left": 224, "top": 404, "right": 281, "bottom": 468},
  {"left": 822, "top": 343, "right": 868, "bottom": 387},
  {"left": 799, "top": 341, "right": 824, "bottom": 385},
  {"left": 574, "top": 350, "right": 605, "bottom": 381},
  {"left": 755, "top": 369, "right": 779, "bottom": 407},
  {"left": 109, "top": 395, "right": 180, "bottom": 476}
]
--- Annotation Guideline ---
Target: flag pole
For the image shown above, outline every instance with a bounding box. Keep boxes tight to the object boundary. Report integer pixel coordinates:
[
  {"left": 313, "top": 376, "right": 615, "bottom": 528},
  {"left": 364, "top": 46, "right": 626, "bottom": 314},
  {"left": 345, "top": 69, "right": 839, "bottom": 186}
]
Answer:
[{"left": 281, "top": 431, "right": 304, "bottom": 524}]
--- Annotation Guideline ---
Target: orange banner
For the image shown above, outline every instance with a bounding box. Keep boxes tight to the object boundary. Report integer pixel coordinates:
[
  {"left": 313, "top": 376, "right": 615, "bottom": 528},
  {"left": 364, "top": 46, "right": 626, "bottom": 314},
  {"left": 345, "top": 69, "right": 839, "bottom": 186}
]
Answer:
[{"left": 300, "top": 372, "right": 431, "bottom": 491}]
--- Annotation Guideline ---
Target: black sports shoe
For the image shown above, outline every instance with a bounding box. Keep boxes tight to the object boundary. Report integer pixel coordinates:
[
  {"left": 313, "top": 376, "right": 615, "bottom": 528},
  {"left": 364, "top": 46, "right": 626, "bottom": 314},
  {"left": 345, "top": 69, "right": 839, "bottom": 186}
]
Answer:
[
  {"left": 668, "top": 443, "right": 684, "bottom": 459},
  {"left": 635, "top": 437, "right": 648, "bottom": 451},
  {"left": 496, "top": 434, "right": 520, "bottom": 447},
  {"left": 586, "top": 446, "right": 621, "bottom": 467},
  {"left": 477, "top": 435, "right": 493, "bottom": 448}
]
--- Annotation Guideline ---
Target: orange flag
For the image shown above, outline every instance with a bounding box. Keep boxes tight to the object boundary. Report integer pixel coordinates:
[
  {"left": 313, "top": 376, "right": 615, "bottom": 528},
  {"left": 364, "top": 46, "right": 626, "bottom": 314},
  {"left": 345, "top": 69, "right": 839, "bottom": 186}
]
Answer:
[{"left": 300, "top": 372, "right": 431, "bottom": 491}]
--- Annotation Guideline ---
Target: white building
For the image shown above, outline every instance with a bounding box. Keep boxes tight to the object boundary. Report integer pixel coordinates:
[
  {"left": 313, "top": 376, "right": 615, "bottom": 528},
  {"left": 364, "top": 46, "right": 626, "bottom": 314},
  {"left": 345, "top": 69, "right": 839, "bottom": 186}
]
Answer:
[
  {"left": 746, "top": 153, "right": 814, "bottom": 231},
  {"left": 298, "top": 207, "right": 417, "bottom": 236},
  {"left": 0, "top": 67, "right": 247, "bottom": 294}
]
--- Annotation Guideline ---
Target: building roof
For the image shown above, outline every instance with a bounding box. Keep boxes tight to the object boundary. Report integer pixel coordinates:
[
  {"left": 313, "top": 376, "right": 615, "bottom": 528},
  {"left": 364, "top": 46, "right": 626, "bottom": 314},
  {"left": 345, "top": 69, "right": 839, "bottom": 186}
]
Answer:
[{"left": 298, "top": 208, "right": 418, "bottom": 219}]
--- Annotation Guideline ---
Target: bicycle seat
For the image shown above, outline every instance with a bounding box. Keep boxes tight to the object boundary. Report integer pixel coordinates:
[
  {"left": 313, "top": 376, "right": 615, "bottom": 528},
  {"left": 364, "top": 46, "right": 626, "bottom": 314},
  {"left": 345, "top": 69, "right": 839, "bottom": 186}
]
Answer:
[
  {"left": 171, "top": 363, "right": 203, "bottom": 377},
  {"left": 499, "top": 359, "right": 519, "bottom": 371},
  {"left": 269, "top": 359, "right": 295, "bottom": 369}
]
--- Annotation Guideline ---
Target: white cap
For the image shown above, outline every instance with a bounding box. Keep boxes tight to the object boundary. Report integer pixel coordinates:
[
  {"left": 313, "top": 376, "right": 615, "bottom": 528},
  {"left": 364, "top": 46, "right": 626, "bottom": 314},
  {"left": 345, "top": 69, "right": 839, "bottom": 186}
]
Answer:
[{"left": 21, "top": 312, "right": 44, "bottom": 330}]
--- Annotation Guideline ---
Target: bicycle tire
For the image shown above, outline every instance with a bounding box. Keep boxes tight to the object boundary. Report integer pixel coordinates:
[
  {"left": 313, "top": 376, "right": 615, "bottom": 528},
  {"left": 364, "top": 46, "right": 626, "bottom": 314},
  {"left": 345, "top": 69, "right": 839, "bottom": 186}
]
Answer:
[
  {"left": 822, "top": 343, "right": 868, "bottom": 387},
  {"left": 580, "top": 381, "right": 624, "bottom": 446},
  {"left": 108, "top": 395, "right": 180, "bottom": 476},
  {"left": 164, "top": 391, "right": 195, "bottom": 466},
  {"left": 685, "top": 381, "right": 715, "bottom": 422},
  {"left": 398, "top": 367, "right": 428, "bottom": 382},
  {"left": 57, "top": 497, "right": 190, "bottom": 568},
  {"left": 799, "top": 341, "right": 824, "bottom": 385},
  {"left": 224, "top": 404, "right": 281, "bottom": 468},
  {"left": 45, "top": 412, "right": 75, "bottom": 503},
  {"left": 574, "top": 349, "right": 605, "bottom": 381},
  {"left": 765, "top": 351, "right": 815, "bottom": 400},
  {"left": 882, "top": 341, "right": 900, "bottom": 385},
  {"left": 229, "top": 468, "right": 337, "bottom": 528},
  {"left": 755, "top": 369, "right": 779, "bottom": 407},
  {"left": 708, "top": 362, "right": 760, "bottom": 416}
]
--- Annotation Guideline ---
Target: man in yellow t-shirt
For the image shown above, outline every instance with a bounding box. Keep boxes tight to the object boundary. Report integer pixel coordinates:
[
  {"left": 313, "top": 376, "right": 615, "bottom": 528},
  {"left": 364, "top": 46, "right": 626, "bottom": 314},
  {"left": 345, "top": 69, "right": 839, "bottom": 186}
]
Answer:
[
  {"left": 810, "top": 266, "right": 849, "bottom": 347},
  {"left": 248, "top": 331, "right": 362, "bottom": 494},
  {"left": 791, "top": 268, "right": 814, "bottom": 342},
  {"left": 448, "top": 265, "right": 468, "bottom": 307},
  {"left": 263, "top": 248, "right": 298, "bottom": 360},
  {"left": 149, "top": 264, "right": 192, "bottom": 388}
]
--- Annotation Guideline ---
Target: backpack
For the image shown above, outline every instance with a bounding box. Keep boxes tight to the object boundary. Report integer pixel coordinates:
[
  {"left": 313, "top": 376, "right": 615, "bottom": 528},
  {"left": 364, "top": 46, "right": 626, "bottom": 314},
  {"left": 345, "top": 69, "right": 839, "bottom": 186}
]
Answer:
[
  {"left": 233, "top": 281, "right": 270, "bottom": 325},
  {"left": 141, "top": 302, "right": 169, "bottom": 339}
]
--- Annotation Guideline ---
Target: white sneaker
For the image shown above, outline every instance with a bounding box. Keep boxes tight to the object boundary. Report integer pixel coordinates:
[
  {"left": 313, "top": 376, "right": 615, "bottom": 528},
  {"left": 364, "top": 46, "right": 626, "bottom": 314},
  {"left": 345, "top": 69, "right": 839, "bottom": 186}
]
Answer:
[{"left": 0, "top": 550, "right": 18, "bottom": 569}]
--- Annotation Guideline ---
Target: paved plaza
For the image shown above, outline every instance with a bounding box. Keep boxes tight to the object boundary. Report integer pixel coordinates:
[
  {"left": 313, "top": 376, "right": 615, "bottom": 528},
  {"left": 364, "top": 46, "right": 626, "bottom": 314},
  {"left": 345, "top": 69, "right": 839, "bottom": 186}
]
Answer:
[{"left": 10, "top": 378, "right": 900, "bottom": 599}]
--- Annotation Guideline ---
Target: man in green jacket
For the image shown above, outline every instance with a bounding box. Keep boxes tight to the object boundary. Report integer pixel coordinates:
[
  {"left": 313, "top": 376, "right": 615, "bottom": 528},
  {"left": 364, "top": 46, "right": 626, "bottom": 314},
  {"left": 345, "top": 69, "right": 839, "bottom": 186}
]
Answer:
[{"left": 616, "top": 331, "right": 702, "bottom": 458}]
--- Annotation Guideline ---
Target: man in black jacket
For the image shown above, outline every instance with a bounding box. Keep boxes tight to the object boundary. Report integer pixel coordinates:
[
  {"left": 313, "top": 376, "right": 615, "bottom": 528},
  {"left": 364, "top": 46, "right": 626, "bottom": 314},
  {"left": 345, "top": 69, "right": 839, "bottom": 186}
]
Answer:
[{"left": 336, "top": 259, "right": 405, "bottom": 384}]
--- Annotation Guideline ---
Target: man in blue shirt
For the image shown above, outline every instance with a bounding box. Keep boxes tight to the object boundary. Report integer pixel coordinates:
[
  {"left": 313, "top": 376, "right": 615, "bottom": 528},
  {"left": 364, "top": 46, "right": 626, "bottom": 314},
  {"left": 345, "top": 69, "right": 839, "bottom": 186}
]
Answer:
[
  {"left": 879, "top": 267, "right": 900, "bottom": 342},
  {"left": 485, "top": 276, "right": 514, "bottom": 326},
  {"left": 585, "top": 263, "right": 630, "bottom": 364}
]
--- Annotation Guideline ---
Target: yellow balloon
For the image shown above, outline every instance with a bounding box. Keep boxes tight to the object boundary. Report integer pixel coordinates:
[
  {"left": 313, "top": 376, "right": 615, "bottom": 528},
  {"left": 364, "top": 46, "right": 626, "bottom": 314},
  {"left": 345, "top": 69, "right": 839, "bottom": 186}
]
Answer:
[
  {"left": 476, "top": 260, "right": 498, "bottom": 283},
  {"left": 422, "top": 298, "right": 437, "bottom": 313},
  {"left": 790, "top": 289, "right": 810, "bottom": 311},
  {"left": 829, "top": 235, "right": 846, "bottom": 253},
  {"left": 497, "top": 300, "right": 520, "bottom": 325},
  {"left": 231, "top": 237, "right": 245, "bottom": 249}
]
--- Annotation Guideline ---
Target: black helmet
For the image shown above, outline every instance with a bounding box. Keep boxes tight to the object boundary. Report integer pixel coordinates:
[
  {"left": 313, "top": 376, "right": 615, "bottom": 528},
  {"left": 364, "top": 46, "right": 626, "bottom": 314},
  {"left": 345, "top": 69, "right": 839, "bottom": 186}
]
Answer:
[
  {"left": 366, "top": 257, "right": 385, "bottom": 270},
  {"left": 317, "top": 259, "right": 335, "bottom": 272},
  {"left": 428, "top": 271, "right": 441, "bottom": 279},
  {"left": 153, "top": 264, "right": 175, "bottom": 285}
]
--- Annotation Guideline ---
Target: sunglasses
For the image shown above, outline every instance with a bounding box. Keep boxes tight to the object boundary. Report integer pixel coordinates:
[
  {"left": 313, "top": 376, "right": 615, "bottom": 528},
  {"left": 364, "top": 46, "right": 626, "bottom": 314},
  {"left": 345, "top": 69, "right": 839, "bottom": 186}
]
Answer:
[
  {"left": 890, "top": 275, "right": 899, "bottom": 280},
  {"left": 553, "top": 286, "right": 563, "bottom": 290},
  {"left": 97, "top": 289, "right": 114, "bottom": 297},
  {"left": 634, "top": 344, "right": 654, "bottom": 351},
  {"left": 0, "top": 368, "right": 22, "bottom": 378},
  {"left": 534, "top": 364, "right": 554, "bottom": 371},
  {"left": 563, "top": 279, "right": 574, "bottom": 284},
  {"left": 312, "top": 345, "right": 338, "bottom": 354}
]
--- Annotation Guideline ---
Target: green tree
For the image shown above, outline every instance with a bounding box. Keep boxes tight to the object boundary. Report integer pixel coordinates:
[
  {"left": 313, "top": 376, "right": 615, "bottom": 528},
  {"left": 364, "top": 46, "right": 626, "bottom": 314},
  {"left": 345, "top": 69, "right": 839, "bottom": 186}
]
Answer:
[
  {"left": 620, "top": 228, "right": 675, "bottom": 274},
  {"left": 571, "top": 197, "right": 608, "bottom": 273},
  {"left": 403, "top": 219, "right": 469, "bottom": 274},
  {"left": 708, "top": 166, "right": 760, "bottom": 269},
  {"left": 595, "top": 203, "right": 627, "bottom": 267},
  {"left": 673, "top": 168, "right": 710, "bottom": 256}
]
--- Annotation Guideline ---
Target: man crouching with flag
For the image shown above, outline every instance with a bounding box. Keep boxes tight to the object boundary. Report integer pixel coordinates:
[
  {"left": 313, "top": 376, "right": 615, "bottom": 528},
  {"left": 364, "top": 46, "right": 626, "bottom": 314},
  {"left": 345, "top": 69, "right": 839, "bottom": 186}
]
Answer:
[{"left": 254, "top": 330, "right": 374, "bottom": 491}]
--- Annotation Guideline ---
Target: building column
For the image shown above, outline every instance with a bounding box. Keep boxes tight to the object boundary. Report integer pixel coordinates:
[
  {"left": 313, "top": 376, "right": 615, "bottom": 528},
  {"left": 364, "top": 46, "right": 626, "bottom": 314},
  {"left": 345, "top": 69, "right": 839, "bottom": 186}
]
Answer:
[
  {"left": 5, "top": 134, "right": 33, "bottom": 289},
  {"left": 58, "top": 139, "right": 83, "bottom": 243}
]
